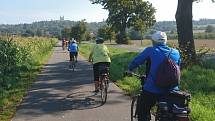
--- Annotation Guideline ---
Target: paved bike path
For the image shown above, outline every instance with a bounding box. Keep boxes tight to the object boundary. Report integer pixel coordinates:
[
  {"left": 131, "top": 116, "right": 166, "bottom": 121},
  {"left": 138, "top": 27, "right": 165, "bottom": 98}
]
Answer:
[{"left": 12, "top": 44, "right": 131, "bottom": 121}]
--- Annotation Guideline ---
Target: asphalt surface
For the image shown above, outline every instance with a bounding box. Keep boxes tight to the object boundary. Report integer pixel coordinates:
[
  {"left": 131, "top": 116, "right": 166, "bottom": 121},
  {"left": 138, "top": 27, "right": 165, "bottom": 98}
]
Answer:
[{"left": 12, "top": 44, "right": 131, "bottom": 121}]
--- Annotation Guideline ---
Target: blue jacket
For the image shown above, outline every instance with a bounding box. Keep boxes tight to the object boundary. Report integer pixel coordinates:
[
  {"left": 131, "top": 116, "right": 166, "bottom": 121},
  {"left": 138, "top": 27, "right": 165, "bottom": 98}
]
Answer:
[
  {"left": 128, "top": 44, "right": 181, "bottom": 94},
  {"left": 68, "top": 43, "right": 78, "bottom": 52}
]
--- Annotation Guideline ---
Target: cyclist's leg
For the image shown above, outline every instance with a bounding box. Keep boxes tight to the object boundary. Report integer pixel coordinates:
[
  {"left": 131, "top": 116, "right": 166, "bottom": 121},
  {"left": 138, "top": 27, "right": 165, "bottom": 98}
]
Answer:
[
  {"left": 138, "top": 90, "right": 159, "bottom": 121},
  {"left": 93, "top": 63, "right": 100, "bottom": 92},
  {"left": 69, "top": 52, "right": 72, "bottom": 62},
  {"left": 75, "top": 52, "right": 78, "bottom": 62},
  {"left": 71, "top": 52, "right": 75, "bottom": 62},
  {"left": 69, "top": 52, "right": 72, "bottom": 68}
]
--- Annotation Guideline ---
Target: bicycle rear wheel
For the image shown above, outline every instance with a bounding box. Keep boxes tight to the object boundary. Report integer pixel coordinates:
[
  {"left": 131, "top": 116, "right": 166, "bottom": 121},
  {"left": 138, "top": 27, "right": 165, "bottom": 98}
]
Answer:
[
  {"left": 131, "top": 95, "right": 139, "bottom": 121},
  {"left": 100, "top": 76, "right": 108, "bottom": 103},
  {"left": 72, "top": 61, "right": 75, "bottom": 71}
]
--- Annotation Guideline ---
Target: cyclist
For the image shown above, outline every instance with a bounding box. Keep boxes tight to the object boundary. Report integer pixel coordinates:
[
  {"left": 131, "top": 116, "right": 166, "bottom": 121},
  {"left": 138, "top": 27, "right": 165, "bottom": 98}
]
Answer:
[
  {"left": 68, "top": 39, "right": 79, "bottom": 63},
  {"left": 127, "top": 31, "right": 181, "bottom": 121},
  {"left": 88, "top": 37, "right": 111, "bottom": 93},
  {"left": 62, "top": 38, "right": 66, "bottom": 50}
]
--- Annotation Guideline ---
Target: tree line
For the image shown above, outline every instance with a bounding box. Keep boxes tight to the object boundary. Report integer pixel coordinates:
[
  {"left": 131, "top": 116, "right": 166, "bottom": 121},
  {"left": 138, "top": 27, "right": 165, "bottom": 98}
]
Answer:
[{"left": 1, "top": 19, "right": 214, "bottom": 41}]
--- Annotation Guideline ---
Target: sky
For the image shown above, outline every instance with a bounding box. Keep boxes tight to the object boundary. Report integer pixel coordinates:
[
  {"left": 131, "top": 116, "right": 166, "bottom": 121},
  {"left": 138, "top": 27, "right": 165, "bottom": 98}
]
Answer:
[{"left": 0, "top": 0, "right": 215, "bottom": 24}]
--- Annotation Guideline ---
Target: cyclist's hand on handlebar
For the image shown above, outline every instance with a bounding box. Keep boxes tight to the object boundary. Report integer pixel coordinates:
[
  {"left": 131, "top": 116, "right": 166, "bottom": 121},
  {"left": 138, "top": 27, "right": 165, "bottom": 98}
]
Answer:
[{"left": 124, "top": 70, "right": 133, "bottom": 77}]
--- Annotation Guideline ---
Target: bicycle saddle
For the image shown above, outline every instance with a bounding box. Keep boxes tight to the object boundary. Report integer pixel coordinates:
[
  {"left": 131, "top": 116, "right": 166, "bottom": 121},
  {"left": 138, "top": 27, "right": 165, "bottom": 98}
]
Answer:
[{"left": 168, "top": 90, "right": 191, "bottom": 101}]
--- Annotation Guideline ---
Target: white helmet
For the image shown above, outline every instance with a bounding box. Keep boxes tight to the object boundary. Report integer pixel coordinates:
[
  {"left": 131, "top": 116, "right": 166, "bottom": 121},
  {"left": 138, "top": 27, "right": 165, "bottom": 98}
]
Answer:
[
  {"left": 151, "top": 31, "right": 167, "bottom": 44},
  {"left": 72, "top": 40, "right": 77, "bottom": 43}
]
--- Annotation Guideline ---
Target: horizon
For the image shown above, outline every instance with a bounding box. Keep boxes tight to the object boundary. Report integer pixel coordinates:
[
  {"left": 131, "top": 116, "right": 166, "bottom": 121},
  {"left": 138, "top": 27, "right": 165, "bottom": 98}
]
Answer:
[{"left": 1, "top": 18, "right": 215, "bottom": 26}]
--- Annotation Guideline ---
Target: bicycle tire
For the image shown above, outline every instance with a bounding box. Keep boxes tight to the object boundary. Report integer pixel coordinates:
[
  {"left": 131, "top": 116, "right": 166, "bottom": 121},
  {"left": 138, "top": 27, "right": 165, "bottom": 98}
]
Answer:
[
  {"left": 131, "top": 95, "right": 138, "bottom": 121},
  {"left": 72, "top": 61, "right": 75, "bottom": 71},
  {"left": 100, "top": 76, "right": 108, "bottom": 103},
  {"left": 70, "top": 55, "right": 76, "bottom": 71}
]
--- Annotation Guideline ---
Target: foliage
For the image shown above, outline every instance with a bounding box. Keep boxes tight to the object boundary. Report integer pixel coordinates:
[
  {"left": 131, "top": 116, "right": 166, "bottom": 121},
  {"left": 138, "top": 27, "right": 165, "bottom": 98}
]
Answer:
[
  {"left": 97, "top": 25, "right": 115, "bottom": 43},
  {"left": 0, "top": 36, "right": 57, "bottom": 121},
  {"left": 61, "top": 28, "right": 71, "bottom": 39},
  {"left": 91, "top": 0, "right": 156, "bottom": 44},
  {"left": 0, "top": 20, "right": 106, "bottom": 38},
  {"left": 71, "top": 20, "right": 87, "bottom": 42}
]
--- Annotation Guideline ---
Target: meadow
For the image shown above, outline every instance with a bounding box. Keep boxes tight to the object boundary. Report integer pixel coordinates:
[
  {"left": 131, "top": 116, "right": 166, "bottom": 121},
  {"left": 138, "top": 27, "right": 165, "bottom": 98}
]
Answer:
[
  {"left": 80, "top": 43, "right": 215, "bottom": 121},
  {"left": 0, "top": 36, "right": 57, "bottom": 121}
]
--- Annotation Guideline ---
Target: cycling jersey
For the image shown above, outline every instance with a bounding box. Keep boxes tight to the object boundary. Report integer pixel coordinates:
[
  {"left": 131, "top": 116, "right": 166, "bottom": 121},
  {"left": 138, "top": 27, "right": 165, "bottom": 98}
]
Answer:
[
  {"left": 128, "top": 44, "right": 181, "bottom": 94},
  {"left": 68, "top": 43, "right": 78, "bottom": 52},
  {"left": 90, "top": 44, "right": 111, "bottom": 64}
]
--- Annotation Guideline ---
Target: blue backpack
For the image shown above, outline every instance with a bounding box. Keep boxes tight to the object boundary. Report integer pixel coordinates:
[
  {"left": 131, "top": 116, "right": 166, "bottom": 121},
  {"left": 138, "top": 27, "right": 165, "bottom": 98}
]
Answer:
[{"left": 155, "top": 48, "right": 180, "bottom": 89}]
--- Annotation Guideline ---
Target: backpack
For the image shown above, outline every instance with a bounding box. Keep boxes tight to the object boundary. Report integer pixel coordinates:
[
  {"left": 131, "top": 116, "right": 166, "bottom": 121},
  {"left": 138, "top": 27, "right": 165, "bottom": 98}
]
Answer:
[{"left": 155, "top": 47, "right": 180, "bottom": 89}]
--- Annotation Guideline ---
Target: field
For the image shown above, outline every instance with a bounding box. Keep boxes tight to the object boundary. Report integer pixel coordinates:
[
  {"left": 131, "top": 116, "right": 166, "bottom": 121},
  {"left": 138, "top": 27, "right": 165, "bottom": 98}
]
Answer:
[
  {"left": 0, "top": 36, "right": 57, "bottom": 121},
  {"left": 130, "top": 39, "right": 215, "bottom": 50}
]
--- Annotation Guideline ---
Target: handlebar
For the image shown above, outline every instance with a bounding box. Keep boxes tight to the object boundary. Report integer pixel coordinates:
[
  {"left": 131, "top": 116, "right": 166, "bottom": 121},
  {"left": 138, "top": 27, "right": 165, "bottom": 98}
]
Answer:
[{"left": 124, "top": 71, "right": 146, "bottom": 81}]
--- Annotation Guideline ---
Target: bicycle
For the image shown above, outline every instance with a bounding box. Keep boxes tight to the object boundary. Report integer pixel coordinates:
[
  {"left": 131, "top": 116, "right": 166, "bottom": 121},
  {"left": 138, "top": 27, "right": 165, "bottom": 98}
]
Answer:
[
  {"left": 69, "top": 55, "right": 76, "bottom": 71},
  {"left": 62, "top": 40, "right": 68, "bottom": 50},
  {"left": 98, "top": 65, "right": 110, "bottom": 104},
  {"left": 125, "top": 72, "right": 191, "bottom": 121}
]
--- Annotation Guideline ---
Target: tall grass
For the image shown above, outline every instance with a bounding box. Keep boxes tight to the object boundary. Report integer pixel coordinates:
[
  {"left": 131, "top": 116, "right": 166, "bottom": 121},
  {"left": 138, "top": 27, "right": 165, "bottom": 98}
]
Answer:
[
  {"left": 80, "top": 43, "right": 215, "bottom": 121},
  {"left": 0, "top": 36, "right": 57, "bottom": 121}
]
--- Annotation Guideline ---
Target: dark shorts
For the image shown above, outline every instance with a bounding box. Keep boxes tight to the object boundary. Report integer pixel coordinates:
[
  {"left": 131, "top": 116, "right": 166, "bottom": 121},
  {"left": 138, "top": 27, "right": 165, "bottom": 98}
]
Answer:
[
  {"left": 69, "top": 52, "right": 78, "bottom": 61},
  {"left": 93, "top": 62, "right": 110, "bottom": 82}
]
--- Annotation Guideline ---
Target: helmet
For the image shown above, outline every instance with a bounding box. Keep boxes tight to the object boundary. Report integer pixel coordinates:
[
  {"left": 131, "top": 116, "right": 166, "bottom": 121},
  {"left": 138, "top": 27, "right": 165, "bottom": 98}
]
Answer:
[
  {"left": 151, "top": 31, "right": 167, "bottom": 44},
  {"left": 96, "top": 37, "right": 104, "bottom": 43},
  {"left": 72, "top": 40, "right": 77, "bottom": 43}
]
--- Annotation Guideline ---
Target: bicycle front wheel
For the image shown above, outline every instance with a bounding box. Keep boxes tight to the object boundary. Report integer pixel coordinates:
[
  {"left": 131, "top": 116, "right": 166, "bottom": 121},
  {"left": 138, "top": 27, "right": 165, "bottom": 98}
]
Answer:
[{"left": 131, "top": 95, "right": 139, "bottom": 121}]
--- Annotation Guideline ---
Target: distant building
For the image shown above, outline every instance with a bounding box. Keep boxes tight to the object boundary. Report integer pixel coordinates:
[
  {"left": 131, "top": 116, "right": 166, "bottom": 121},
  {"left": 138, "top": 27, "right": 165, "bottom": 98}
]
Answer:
[{"left": 60, "top": 16, "right": 65, "bottom": 21}]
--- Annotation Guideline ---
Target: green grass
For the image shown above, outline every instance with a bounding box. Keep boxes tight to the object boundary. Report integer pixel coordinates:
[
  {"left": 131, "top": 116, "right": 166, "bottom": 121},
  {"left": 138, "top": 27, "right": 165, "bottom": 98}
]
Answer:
[
  {"left": 0, "top": 37, "right": 57, "bottom": 121},
  {"left": 80, "top": 43, "right": 215, "bottom": 121}
]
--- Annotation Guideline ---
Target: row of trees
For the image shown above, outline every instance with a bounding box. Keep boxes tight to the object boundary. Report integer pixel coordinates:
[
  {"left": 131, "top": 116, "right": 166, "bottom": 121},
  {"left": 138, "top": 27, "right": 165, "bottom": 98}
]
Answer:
[
  {"left": 0, "top": 20, "right": 106, "bottom": 38},
  {"left": 61, "top": 20, "right": 88, "bottom": 42}
]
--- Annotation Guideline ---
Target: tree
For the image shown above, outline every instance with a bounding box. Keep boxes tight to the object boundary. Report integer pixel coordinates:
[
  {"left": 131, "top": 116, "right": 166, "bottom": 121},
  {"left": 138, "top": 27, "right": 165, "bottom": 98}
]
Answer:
[
  {"left": 97, "top": 25, "right": 115, "bottom": 43},
  {"left": 175, "top": 0, "right": 214, "bottom": 66},
  {"left": 205, "top": 25, "right": 215, "bottom": 33},
  {"left": 71, "top": 20, "right": 87, "bottom": 43},
  {"left": 85, "top": 31, "right": 93, "bottom": 41},
  {"left": 61, "top": 28, "right": 71, "bottom": 39},
  {"left": 90, "top": 0, "right": 156, "bottom": 44}
]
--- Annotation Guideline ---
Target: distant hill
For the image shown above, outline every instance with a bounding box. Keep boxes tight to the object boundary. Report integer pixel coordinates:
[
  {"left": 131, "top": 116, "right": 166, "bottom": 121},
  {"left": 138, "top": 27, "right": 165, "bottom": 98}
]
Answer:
[
  {"left": 152, "top": 19, "right": 215, "bottom": 32},
  {"left": 0, "top": 20, "right": 106, "bottom": 38},
  {"left": 0, "top": 19, "right": 215, "bottom": 38}
]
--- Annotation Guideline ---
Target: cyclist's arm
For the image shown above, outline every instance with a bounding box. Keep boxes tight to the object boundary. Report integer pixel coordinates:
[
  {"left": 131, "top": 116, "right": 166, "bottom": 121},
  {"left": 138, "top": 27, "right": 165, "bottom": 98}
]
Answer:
[
  {"left": 77, "top": 46, "right": 79, "bottom": 52},
  {"left": 88, "top": 52, "right": 93, "bottom": 62},
  {"left": 128, "top": 47, "right": 151, "bottom": 71}
]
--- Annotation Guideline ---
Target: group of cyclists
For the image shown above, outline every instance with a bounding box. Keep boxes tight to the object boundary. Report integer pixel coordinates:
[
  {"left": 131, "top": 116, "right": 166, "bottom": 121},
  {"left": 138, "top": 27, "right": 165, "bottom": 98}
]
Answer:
[{"left": 62, "top": 30, "right": 183, "bottom": 121}]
